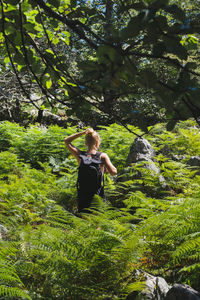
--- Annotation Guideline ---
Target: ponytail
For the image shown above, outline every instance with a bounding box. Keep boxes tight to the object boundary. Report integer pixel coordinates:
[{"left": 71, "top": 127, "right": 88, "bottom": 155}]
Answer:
[{"left": 85, "top": 128, "right": 100, "bottom": 149}]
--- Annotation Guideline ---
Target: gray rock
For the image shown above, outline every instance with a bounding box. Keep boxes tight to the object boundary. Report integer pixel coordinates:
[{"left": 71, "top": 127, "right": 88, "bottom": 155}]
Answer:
[
  {"left": 127, "top": 271, "right": 170, "bottom": 300},
  {"left": 165, "top": 284, "right": 200, "bottom": 300},
  {"left": 171, "top": 155, "right": 186, "bottom": 162},
  {"left": 126, "top": 138, "right": 155, "bottom": 165},
  {"left": 126, "top": 138, "right": 166, "bottom": 187},
  {"left": 126, "top": 273, "right": 200, "bottom": 300}
]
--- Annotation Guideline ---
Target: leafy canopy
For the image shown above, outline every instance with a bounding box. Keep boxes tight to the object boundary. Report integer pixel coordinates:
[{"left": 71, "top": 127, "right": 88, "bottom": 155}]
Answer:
[{"left": 0, "top": 0, "right": 200, "bottom": 128}]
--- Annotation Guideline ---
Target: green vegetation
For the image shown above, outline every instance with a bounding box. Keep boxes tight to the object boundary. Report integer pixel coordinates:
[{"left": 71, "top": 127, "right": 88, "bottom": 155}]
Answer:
[
  {"left": 0, "top": 120, "right": 200, "bottom": 299},
  {"left": 0, "top": 0, "right": 200, "bottom": 298},
  {"left": 0, "top": 0, "right": 200, "bottom": 128}
]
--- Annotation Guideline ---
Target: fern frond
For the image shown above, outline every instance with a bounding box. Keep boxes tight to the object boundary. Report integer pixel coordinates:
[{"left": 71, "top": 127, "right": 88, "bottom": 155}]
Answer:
[
  {"left": 172, "top": 236, "right": 200, "bottom": 263},
  {"left": 0, "top": 285, "right": 30, "bottom": 299}
]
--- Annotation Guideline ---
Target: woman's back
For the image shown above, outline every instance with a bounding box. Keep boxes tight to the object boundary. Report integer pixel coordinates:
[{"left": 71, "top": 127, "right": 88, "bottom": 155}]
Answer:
[{"left": 64, "top": 128, "right": 117, "bottom": 212}]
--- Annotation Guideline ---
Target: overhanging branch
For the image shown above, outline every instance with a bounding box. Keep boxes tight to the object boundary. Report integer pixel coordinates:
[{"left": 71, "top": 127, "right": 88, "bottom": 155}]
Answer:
[{"left": 35, "top": 0, "right": 100, "bottom": 50}]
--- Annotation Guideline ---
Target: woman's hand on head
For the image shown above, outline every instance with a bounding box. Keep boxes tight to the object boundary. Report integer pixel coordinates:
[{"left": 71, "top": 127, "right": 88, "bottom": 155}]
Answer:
[{"left": 85, "top": 128, "right": 94, "bottom": 135}]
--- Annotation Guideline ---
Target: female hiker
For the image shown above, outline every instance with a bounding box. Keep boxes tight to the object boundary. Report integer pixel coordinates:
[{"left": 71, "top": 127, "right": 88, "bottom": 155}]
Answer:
[{"left": 64, "top": 128, "right": 117, "bottom": 212}]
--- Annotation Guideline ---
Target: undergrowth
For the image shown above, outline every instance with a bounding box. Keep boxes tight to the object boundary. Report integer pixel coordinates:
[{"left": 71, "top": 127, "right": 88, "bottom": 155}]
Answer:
[{"left": 0, "top": 120, "right": 200, "bottom": 298}]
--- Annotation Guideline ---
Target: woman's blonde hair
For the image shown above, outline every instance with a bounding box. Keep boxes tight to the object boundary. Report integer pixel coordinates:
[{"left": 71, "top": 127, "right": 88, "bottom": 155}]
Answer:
[{"left": 85, "top": 128, "right": 100, "bottom": 150}]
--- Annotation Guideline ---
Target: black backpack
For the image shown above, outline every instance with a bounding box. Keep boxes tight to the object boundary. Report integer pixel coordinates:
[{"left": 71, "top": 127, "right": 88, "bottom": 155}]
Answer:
[{"left": 77, "top": 151, "right": 103, "bottom": 196}]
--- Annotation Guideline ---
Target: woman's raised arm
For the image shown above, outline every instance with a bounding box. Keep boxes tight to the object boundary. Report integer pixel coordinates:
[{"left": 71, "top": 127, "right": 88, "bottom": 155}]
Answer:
[{"left": 64, "top": 130, "right": 86, "bottom": 163}]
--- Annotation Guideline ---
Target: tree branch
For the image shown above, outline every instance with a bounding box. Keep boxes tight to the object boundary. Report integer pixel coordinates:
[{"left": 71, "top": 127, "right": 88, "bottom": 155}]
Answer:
[
  {"left": 0, "top": 1, "right": 40, "bottom": 110},
  {"left": 35, "top": 0, "right": 100, "bottom": 50},
  {"left": 19, "top": 3, "right": 54, "bottom": 108},
  {"left": 126, "top": 50, "right": 200, "bottom": 78}
]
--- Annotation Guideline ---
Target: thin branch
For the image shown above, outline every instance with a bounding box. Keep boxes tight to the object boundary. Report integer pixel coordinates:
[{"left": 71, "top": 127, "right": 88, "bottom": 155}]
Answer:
[
  {"left": 19, "top": 3, "right": 55, "bottom": 108},
  {"left": 119, "top": 121, "right": 142, "bottom": 137},
  {"left": 35, "top": 0, "right": 100, "bottom": 50},
  {"left": 0, "top": 1, "right": 39, "bottom": 110},
  {"left": 126, "top": 50, "right": 200, "bottom": 78},
  {"left": 36, "top": 6, "right": 85, "bottom": 95}
]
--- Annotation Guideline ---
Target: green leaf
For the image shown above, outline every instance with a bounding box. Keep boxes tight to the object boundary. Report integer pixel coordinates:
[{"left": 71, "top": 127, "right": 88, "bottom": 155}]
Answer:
[
  {"left": 62, "top": 31, "right": 70, "bottom": 38},
  {"left": 79, "top": 60, "right": 98, "bottom": 72},
  {"left": 164, "top": 37, "right": 188, "bottom": 60},
  {"left": 59, "top": 32, "right": 70, "bottom": 45},
  {"left": 26, "top": 49, "right": 36, "bottom": 65},
  {"left": 13, "top": 52, "right": 25, "bottom": 65},
  {"left": 155, "top": 15, "right": 168, "bottom": 31},
  {"left": 35, "top": 13, "right": 42, "bottom": 24},
  {"left": 165, "top": 4, "right": 185, "bottom": 22},
  {"left": 181, "top": 35, "right": 199, "bottom": 51},
  {"left": 45, "top": 49, "right": 54, "bottom": 56},
  {"left": 153, "top": 41, "right": 166, "bottom": 56},
  {"left": 14, "top": 31, "right": 22, "bottom": 46},
  {"left": 4, "top": 24, "right": 16, "bottom": 35},
  {"left": 4, "top": 10, "right": 20, "bottom": 24},
  {"left": 185, "top": 62, "right": 197, "bottom": 70},
  {"left": 97, "top": 45, "right": 121, "bottom": 63},
  {"left": 49, "top": 19, "right": 59, "bottom": 28},
  {"left": 138, "top": 68, "right": 158, "bottom": 89},
  {"left": 177, "top": 70, "right": 191, "bottom": 90},
  {"left": 31, "top": 61, "right": 44, "bottom": 74},
  {"left": 4, "top": 0, "right": 19, "bottom": 5},
  {"left": 46, "top": 79, "right": 52, "bottom": 89},
  {"left": 48, "top": 0, "right": 61, "bottom": 8},
  {"left": 23, "top": 22, "right": 37, "bottom": 34},
  {"left": 121, "top": 15, "right": 144, "bottom": 40},
  {"left": 149, "top": 0, "right": 169, "bottom": 10},
  {"left": 131, "top": 2, "right": 147, "bottom": 10},
  {"left": 4, "top": 57, "right": 10, "bottom": 64},
  {"left": 21, "top": 2, "right": 31, "bottom": 13},
  {"left": 52, "top": 37, "right": 60, "bottom": 45},
  {"left": 29, "top": 0, "right": 37, "bottom": 8}
]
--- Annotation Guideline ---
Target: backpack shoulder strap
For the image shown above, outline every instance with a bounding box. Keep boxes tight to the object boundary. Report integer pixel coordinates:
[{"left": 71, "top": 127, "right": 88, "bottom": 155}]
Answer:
[
  {"left": 92, "top": 151, "right": 102, "bottom": 160},
  {"left": 79, "top": 150, "right": 86, "bottom": 156},
  {"left": 96, "top": 151, "right": 102, "bottom": 156}
]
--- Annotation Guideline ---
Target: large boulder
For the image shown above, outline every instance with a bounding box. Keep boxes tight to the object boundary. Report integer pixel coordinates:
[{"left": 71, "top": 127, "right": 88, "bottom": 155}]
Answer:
[
  {"left": 126, "top": 137, "right": 166, "bottom": 187},
  {"left": 126, "top": 137, "right": 156, "bottom": 165},
  {"left": 126, "top": 271, "right": 170, "bottom": 300},
  {"left": 126, "top": 272, "right": 200, "bottom": 300},
  {"left": 165, "top": 284, "right": 200, "bottom": 300}
]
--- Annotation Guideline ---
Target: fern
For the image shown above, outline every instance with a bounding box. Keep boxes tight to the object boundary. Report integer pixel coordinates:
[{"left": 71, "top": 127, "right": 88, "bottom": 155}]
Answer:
[
  {"left": 1, "top": 120, "right": 200, "bottom": 296},
  {"left": 172, "top": 236, "right": 200, "bottom": 263},
  {"left": 14, "top": 206, "right": 140, "bottom": 300},
  {"left": 0, "top": 285, "right": 30, "bottom": 300},
  {"left": 0, "top": 243, "right": 30, "bottom": 300}
]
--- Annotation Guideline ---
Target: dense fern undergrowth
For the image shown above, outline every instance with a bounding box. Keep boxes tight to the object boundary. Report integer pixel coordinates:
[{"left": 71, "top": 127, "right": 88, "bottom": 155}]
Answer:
[{"left": 0, "top": 120, "right": 200, "bottom": 299}]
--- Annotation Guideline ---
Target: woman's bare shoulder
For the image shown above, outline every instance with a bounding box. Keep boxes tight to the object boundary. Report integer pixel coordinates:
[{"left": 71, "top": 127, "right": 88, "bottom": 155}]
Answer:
[{"left": 99, "top": 152, "right": 108, "bottom": 159}]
